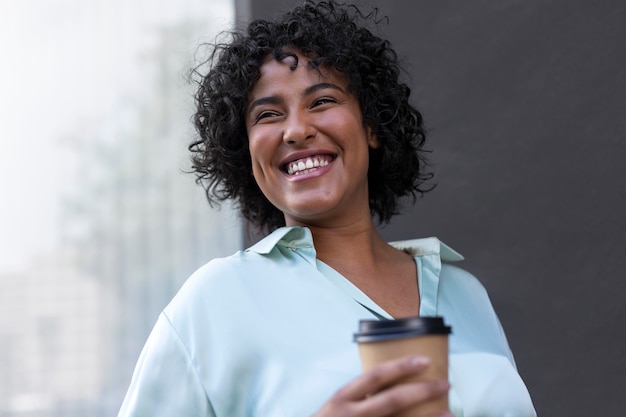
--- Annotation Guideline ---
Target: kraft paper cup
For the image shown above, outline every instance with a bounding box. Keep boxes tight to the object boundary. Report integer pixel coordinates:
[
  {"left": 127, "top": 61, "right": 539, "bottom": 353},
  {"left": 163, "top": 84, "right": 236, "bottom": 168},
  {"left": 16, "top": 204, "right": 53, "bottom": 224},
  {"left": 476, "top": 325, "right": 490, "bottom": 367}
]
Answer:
[{"left": 354, "top": 316, "right": 452, "bottom": 417}]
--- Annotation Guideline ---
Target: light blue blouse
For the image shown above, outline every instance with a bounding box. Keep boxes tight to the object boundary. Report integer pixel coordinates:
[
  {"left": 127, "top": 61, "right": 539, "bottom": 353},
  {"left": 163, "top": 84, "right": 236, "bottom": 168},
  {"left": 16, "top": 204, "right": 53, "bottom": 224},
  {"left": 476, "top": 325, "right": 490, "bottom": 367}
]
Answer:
[{"left": 118, "top": 226, "right": 536, "bottom": 417}]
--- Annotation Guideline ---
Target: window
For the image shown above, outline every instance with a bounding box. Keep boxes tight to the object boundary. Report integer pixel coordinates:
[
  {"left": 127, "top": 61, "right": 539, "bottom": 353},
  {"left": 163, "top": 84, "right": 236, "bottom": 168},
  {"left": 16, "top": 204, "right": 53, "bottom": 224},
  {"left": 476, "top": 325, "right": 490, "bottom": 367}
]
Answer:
[{"left": 0, "top": 1, "right": 239, "bottom": 415}]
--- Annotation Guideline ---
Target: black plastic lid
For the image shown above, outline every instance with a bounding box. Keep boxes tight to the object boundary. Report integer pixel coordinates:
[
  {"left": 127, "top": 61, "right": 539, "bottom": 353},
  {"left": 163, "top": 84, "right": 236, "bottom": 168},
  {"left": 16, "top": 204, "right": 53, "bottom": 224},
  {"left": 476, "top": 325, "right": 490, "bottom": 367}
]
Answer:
[{"left": 354, "top": 316, "right": 451, "bottom": 343}]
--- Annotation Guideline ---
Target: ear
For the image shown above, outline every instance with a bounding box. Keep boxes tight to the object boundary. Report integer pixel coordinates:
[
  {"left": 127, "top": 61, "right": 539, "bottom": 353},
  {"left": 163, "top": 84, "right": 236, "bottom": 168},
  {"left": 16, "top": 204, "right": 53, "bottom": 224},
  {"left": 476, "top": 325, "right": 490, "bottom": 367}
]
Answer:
[{"left": 367, "top": 127, "right": 381, "bottom": 149}]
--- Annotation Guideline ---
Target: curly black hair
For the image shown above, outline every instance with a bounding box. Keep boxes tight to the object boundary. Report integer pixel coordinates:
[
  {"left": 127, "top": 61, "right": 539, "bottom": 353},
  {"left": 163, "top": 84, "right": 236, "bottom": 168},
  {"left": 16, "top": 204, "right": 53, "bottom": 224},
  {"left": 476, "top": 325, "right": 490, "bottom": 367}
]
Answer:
[{"left": 190, "top": 0, "right": 433, "bottom": 232}]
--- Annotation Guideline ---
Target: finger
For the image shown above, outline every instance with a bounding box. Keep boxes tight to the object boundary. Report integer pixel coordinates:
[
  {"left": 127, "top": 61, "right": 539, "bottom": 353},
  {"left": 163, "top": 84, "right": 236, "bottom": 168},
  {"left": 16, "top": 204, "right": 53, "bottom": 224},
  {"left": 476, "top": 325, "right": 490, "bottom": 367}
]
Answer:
[
  {"left": 352, "top": 380, "right": 450, "bottom": 417},
  {"left": 334, "top": 355, "right": 431, "bottom": 400}
]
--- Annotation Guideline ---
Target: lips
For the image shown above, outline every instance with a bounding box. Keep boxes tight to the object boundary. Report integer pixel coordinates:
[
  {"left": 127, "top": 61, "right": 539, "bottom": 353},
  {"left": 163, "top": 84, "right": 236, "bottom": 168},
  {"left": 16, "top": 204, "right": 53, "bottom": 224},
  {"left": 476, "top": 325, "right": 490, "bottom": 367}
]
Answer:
[{"left": 283, "top": 154, "right": 335, "bottom": 176}]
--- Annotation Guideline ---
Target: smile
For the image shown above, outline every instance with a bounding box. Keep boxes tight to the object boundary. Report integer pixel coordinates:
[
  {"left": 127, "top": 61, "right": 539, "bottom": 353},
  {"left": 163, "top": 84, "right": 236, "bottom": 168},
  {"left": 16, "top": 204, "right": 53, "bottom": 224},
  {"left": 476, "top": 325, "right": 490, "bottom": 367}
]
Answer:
[{"left": 284, "top": 155, "right": 334, "bottom": 176}]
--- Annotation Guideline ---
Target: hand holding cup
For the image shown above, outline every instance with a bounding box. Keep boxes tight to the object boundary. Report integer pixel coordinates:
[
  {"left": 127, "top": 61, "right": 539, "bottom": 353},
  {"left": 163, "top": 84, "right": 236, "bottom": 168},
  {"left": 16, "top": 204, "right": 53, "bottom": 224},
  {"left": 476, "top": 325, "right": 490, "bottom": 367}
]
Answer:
[
  {"left": 312, "top": 355, "right": 451, "bottom": 417},
  {"left": 353, "top": 316, "right": 452, "bottom": 417}
]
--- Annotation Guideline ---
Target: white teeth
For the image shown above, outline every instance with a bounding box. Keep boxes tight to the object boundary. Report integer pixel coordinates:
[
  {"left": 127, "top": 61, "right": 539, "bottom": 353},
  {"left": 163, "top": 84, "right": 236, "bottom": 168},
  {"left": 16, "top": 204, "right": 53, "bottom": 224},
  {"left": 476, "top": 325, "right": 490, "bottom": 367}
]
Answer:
[{"left": 286, "top": 156, "right": 332, "bottom": 175}]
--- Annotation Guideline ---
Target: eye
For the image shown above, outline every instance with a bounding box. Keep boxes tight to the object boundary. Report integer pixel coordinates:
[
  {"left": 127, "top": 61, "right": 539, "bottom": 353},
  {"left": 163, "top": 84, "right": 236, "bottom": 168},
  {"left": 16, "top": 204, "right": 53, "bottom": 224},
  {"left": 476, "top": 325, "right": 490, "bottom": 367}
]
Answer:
[
  {"left": 254, "top": 110, "right": 280, "bottom": 124},
  {"left": 312, "top": 97, "right": 337, "bottom": 108}
]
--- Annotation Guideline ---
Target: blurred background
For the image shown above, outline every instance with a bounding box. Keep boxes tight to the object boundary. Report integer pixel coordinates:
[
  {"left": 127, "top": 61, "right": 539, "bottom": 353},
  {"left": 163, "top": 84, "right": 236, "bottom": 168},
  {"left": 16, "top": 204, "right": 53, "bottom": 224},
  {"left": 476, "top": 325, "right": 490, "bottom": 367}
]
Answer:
[
  {"left": 0, "top": 1, "right": 240, "bottom": 416},
  {"left": 1, "top": 0, "right": 625, "bottom": 416}
]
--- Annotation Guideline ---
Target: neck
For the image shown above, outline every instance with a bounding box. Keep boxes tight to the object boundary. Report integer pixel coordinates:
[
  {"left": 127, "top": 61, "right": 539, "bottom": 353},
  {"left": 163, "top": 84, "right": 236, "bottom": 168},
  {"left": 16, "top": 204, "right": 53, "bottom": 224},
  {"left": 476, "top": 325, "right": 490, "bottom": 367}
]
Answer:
[
  {"left": 284, "top": 204, "right": 402, "bottom": 272},
  {"left": 286, "top": 216, "right": 419, "bottom": 318},
  {"left": 305, "top": 218, "right": 391, "bottom": 270}
]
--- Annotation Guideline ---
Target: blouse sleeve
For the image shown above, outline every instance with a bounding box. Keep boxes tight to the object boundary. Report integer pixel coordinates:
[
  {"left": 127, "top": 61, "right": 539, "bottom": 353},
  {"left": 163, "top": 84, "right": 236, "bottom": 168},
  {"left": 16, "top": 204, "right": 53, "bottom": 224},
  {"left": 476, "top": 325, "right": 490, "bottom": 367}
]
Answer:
[{"left": 117, "top": 313, "right": 215, "bottom": 417}]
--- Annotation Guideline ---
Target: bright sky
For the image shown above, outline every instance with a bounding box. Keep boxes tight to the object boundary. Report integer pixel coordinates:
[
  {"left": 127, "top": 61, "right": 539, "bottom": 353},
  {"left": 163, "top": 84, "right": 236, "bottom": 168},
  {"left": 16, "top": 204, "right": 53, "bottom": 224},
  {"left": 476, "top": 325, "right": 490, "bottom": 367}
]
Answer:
[{"left": 0, "top": 0, "right": 233, "bottom": 272}]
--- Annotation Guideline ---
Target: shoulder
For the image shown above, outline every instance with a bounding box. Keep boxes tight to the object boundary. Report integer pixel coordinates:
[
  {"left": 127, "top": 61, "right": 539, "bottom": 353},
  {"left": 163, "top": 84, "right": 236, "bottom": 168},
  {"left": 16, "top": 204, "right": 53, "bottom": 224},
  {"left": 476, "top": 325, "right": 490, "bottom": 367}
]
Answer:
[
  {"left": 440, "top": 263, "right": 490, "bottom": 298},
  {"left": 437, "top": 263, "right": 516, "bottom": 359},
  {"left": 162, "top": 251, "right": 262, "bottom": 320},
  {"left": 176, "top": 228, "right": 296, "bottom": 295},
  {"left": 438, "top": 262, "right": 497, "bottom": 317},
  {"left": 180, "top": 251, "right": 248, "bottom": 292},
  {"left": 162, "top": 229, "right": 311, "bottom": 324}
]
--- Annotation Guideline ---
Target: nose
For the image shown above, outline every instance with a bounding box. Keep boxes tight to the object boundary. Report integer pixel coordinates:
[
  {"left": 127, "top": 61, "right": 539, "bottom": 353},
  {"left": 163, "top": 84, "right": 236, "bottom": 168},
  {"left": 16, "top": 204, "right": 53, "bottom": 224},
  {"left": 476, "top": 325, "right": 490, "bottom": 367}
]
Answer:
[{"left": 282, "top": 109, "right": 316, "bottom": 145}]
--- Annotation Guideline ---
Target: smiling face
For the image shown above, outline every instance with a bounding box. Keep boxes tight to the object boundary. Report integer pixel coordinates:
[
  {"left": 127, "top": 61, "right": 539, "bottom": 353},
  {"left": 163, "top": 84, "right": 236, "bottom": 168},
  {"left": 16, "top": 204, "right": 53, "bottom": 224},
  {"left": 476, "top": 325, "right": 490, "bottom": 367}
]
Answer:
[{"left": 245, "top": 51, "right": 380, "bottom": 228}]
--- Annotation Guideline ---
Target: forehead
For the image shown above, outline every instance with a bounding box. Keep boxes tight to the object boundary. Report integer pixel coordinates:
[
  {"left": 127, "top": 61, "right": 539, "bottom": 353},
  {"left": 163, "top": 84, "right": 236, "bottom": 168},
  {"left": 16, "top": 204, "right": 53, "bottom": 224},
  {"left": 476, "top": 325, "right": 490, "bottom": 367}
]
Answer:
[{"left": 250, "top": 52, "right": 349, "bottom": 97}]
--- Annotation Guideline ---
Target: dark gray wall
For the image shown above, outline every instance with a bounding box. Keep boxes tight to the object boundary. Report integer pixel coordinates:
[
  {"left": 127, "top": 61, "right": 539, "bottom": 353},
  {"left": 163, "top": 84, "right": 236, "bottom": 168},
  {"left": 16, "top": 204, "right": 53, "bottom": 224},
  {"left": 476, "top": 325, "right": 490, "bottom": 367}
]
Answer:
[{"left": 241, "top": 0, "right": 626, "bottom": 414}]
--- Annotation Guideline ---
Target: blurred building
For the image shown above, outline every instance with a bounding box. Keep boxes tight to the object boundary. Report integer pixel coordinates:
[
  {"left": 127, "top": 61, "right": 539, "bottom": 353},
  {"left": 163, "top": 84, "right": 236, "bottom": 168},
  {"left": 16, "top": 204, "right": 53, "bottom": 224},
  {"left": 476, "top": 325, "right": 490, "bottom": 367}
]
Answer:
[{"left": 0, "top": 1, "right": 238, "bottom": 416}]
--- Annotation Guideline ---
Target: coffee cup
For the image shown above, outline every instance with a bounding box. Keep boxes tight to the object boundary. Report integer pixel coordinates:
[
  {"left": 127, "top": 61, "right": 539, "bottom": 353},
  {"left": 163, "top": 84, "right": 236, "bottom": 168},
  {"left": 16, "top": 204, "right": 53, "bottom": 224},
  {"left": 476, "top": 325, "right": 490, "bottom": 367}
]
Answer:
[{"left": 353, "top": 316, "right": 452, "bottom": 417}]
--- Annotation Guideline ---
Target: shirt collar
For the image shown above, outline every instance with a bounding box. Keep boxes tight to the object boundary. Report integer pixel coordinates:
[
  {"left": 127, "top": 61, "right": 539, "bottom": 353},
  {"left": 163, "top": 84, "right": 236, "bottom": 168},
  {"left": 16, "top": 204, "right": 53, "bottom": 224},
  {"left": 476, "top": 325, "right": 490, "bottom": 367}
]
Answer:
[
  {"left": 247, "top": 226, "right": 463, "bottom": 262},
  {"left": 246, "top": 226, "right": 314, "bottom": 255},
  {"left": 389, "top": 237, "right": 464, "bottom": 262}
]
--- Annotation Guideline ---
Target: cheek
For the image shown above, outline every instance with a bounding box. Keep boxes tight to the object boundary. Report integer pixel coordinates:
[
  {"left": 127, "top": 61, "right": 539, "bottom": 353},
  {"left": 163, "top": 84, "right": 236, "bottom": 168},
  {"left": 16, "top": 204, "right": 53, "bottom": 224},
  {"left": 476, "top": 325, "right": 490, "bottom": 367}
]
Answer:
[
  {"left": 319, "top": 108, "right": 367, "bottom": 140},
  {"left": 247, "top": 134, "right": 265, "bottom": 165},
  {"left": 247, "top": 125, "right": 276, "bottom": 160},
  {"left": 247, "top": 135, "right": 273, "bottom": 183}
]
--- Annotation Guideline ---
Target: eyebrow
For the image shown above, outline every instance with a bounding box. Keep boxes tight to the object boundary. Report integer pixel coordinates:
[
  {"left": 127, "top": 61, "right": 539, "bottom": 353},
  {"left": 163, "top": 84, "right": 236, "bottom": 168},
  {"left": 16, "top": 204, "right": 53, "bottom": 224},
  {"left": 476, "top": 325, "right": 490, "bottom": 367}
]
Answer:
[
  {"left": 247, "top": 82, "right": 345, "bottom": 114},
  {"left": 247, "top": 96, "right": 281, "bottom": 114},
  {"left": 303, "top": 82, "right": 345, "bottom": 97}
]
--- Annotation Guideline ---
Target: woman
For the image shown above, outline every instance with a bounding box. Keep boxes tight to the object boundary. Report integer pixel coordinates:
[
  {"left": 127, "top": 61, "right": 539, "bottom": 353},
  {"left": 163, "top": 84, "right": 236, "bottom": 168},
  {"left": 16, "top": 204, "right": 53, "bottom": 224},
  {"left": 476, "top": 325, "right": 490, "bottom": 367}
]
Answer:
[{"left": 118, "top": 1, "right": 536, "bottom": 416}]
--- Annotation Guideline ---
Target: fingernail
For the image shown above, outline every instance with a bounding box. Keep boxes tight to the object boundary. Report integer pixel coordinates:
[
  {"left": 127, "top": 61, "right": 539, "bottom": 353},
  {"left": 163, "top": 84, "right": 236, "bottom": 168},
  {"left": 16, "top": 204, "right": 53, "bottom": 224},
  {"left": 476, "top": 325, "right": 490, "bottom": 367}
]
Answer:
[
  {"left": 437, "top": 380, "right": 450, "bottom": 392},
  {"left": 409, "top": 356, "right": 430, "bottom": 366}
]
